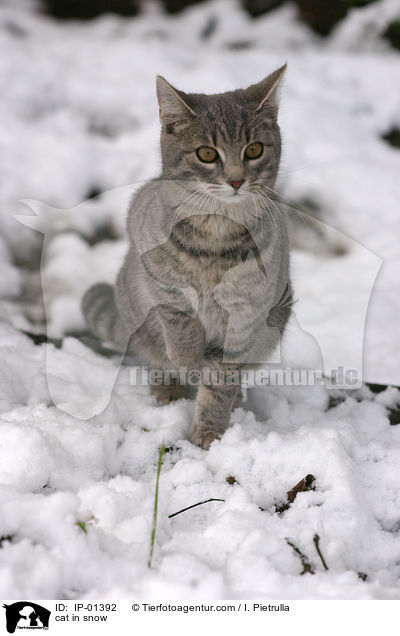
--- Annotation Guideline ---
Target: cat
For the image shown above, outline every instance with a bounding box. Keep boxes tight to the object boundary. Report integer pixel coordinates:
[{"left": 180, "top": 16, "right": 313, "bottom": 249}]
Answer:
[{"left": 82, "top": 65, "right": 292, "bottom": 449}]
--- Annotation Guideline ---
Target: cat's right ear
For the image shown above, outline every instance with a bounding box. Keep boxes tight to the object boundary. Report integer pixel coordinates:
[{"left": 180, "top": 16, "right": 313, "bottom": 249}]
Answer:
[
  {"left": 245, "top": 64, "right": 287, "bottom": 116},
  {"left": 156, "top": 76, "right": 197, "bottom": 132}
]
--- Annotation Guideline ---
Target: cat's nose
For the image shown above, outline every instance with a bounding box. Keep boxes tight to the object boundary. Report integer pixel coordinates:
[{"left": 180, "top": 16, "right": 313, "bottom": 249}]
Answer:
[{"left": 229, "top": 180, "right": 245, "bottom": 190}]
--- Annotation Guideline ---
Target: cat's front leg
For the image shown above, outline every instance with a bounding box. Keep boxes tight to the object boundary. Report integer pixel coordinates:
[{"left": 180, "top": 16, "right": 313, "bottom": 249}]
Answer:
[
  {"left": 214, "top": 258, "right": 287, "bottom": 364},
  {"left": 157, "top": 304, "right": 204, "bottom": 368},
  {"left": 190, "top": 356, "right": 240, "bottom": 449},
  {"left": 190, "top": 379, "right": 239, "bottom": 450}
]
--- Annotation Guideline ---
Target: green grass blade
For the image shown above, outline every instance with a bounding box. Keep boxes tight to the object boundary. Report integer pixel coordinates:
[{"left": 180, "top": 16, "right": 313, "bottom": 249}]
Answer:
[
  {"left": 148, "top": 443, "right": 165, "bottom": 568},
  {"left": 76, "top": 521, "right": 87, "bottom": 534}
]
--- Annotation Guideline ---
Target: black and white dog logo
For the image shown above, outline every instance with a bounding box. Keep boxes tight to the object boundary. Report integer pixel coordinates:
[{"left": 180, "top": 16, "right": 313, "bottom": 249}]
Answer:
[{"left": 2, "top": 602, "right": 50, "bottom": 633}]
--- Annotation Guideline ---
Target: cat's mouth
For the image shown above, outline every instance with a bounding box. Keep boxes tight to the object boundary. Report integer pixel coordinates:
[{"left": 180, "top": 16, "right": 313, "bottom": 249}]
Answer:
[{"left": 208, "top": 184, "right": 250, "bottom": 202}]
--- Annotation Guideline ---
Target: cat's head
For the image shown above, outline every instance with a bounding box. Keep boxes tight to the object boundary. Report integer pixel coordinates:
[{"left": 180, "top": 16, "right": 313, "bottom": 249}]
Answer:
[{"left": 156, "top": 65, "right": 286, "bottom": 204}]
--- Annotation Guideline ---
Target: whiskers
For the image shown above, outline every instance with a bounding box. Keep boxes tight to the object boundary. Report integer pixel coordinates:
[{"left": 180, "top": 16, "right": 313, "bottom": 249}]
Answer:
[
  {"left": 166, "top": 180, "right": 302, "bottom": 241},
  {"left": 248, "top": 186, "right": 286, "bottom": 237},
  {"left": 170, "top": 184, "right": 215, "bottom": 227},
  {"left": 172, "top": 182, "right": 250, "bottom": 225},
  {"left": 251, "top": 180, "right": 309, "bottom": 229}
]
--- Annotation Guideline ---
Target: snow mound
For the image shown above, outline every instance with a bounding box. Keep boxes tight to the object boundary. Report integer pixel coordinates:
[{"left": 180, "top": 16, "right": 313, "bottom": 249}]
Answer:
[{"left": 0, "top": 0, "right": 400, "bottom": 599}]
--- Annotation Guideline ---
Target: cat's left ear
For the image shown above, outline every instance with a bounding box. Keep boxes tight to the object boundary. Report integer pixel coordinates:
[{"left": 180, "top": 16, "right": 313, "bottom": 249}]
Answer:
[
  {"left": 245, "top": 64, "right": 287, "bottom": 114},
  {"left": 156, "top": 76, "right": 197, "bottom": 132}
]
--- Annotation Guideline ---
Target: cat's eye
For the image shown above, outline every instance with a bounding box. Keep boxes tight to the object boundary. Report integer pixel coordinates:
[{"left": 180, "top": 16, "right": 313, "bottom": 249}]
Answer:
[
  {"left": 244, "top": 142, "right": 263, "bottom": 160},
  {"left": 196, "top": 146, "right": 219, "bottom": 163}
]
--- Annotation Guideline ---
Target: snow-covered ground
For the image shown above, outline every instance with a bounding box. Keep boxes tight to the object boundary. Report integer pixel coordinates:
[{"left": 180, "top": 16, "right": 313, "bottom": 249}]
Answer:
[{"left": 1, "top": 0, "right": 400, "bottom": 599}]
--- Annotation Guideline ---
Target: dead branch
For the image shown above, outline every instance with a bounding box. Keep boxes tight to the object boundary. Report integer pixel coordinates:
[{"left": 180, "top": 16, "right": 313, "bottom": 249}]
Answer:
[
  {"left": 313, "top": 534, "right": 329, "bottom": 571},
  {"left": 285, "top": 538, "right": 315, "bottom": 575},
  {"left": 276, "top": 474, "right": 316, "bottom": 513},
  {"left": 168, "top": 498, "right": 225, "bottom": 519}
]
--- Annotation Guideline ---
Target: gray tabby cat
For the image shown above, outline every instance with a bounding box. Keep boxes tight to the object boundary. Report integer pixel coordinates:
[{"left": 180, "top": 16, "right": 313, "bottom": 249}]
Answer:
[{"left": 82, "top": 65, "right": 292, "bottom": 449}]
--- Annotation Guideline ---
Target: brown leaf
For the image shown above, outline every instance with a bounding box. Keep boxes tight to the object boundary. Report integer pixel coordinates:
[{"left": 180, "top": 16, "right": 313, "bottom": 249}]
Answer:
[
  {"left": 276, "top": 474, "right": 316, "bottom": 513},
  {"left": 226, "top": 475, "right": 238, "bottom": 486}
]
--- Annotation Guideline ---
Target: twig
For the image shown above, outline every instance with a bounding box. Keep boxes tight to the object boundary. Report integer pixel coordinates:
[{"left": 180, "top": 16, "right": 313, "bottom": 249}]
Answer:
[
  {"left": 148, "top": 443, "right": 165, "bottom": 568},
  {"left": 22, "top": 330, "right": 63, "bottom": 347},
  {"left": 313, "top": 534, "right": 329, "bottom": 571},
  {"left": 285, "top": 538, "right": 315, "bottom": 575},
  {"left": 21, "top": 329, "right": 121, "bottom": 358},
  {"left": 276, "top": 474, "right": 316, "bottom": 513},
  {"left": 168, "top": 498, "right": 225, "bottom": 519}
]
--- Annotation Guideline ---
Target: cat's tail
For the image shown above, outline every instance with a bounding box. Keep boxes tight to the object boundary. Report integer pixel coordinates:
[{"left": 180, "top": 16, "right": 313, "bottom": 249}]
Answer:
[{"left": 81, "top": 283, "right": 123, "bottom": 346}]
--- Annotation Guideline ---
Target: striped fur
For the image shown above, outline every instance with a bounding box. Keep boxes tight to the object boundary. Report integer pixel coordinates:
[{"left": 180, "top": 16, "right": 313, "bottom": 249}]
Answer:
[{"left": 82, "top": 67, "right": 291, "bottom": 448}]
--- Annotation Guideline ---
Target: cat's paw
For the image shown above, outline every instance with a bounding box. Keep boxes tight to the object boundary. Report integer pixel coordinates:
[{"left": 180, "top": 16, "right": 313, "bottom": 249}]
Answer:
[
  {"left": 214, "top": 264, "right": 269, "bottom": 314},
  {"left": 165, "top": 344, "right": 202, "bottom": 369},
  {"left": 190, "top": 427, "right": 221, "bottom": 450}
]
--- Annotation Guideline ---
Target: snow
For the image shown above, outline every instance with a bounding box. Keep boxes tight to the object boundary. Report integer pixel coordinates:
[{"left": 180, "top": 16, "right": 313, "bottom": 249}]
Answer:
[{"left": 0, "top": 0, "right": 400, "bottom": 600}]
